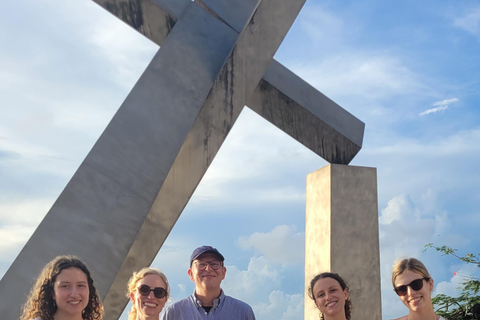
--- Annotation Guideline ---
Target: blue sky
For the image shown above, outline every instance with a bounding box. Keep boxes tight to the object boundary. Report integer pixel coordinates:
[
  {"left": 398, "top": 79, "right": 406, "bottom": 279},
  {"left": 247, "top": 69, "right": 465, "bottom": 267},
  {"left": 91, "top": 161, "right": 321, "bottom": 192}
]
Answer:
[{"left": 1, "top": 0, "right": 480, "bottom": 319}]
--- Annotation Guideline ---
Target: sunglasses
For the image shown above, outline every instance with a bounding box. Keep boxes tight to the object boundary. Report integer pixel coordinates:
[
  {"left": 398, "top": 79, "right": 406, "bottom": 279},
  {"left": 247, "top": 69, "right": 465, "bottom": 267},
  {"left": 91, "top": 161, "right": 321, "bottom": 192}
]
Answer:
[
  {"left": 137, "top": 284, "right": 168, "bottom": 299},
  {"left": 394, "top": 278, "right": 429, "bottom": 296}
]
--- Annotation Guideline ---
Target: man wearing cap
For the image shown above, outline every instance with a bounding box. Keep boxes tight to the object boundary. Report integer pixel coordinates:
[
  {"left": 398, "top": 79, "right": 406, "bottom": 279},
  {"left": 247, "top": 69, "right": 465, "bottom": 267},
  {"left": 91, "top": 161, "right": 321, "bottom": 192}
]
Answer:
[{"left": 160, "top": 245, "right": 256, "bottom": 320}]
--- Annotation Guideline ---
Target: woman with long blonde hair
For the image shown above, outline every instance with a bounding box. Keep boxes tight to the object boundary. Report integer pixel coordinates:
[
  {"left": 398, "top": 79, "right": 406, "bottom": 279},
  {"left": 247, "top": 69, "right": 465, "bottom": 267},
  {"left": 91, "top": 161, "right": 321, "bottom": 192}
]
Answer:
[{"left": 127, "top": 267, "right": 170, "bottom": 320}]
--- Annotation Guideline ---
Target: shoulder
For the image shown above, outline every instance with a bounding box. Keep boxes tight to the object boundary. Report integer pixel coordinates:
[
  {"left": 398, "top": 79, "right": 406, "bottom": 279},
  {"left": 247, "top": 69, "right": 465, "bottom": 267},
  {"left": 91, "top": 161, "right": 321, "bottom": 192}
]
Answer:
[
  {"left": 166, "top": 296, "right": 195, "bottom": 309},
  {"left": 222, "top": 294, "right": 255, "bottom": 317},
  {"left": 223, "top": 295, "right": 253, "bottom": 308},
  {"left": 160, "top": 297, "right": 197, "bottom": 320}
]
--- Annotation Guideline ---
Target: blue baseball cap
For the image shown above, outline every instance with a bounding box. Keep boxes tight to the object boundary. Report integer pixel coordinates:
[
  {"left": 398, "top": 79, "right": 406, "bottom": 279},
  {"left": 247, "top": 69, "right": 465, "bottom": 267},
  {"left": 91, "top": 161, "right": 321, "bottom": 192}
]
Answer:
[{"left": 190, "top": 245, "right": 225, "bottom": 266}]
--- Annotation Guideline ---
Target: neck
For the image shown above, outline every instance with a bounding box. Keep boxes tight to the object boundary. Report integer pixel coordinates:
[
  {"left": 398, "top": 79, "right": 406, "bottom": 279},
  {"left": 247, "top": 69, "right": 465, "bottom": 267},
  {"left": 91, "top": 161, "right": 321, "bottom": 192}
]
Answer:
[
  {"left": 324, "top": 310, "right": 347, "bottom": 320},
  {"left": 195, "top": 287, "right": 221, "bottom": 307},
  {"left": 136, "top": 314, "right": 159, "bottom": 320},
  {"left": 54, "top": 311, "right": 84, "bottom": 320},
  {"left": 407, "top": 309, "right": 438, "bottom": 320}
]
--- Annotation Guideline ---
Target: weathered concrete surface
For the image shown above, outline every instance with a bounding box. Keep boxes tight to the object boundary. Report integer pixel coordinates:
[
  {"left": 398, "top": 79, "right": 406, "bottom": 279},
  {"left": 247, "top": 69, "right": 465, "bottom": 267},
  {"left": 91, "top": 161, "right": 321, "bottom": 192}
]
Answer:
[
  {"left": 0, "top": 0, "right": 307, "bottom": 319},
  {"left": 93, "top": 0, "right": 365, "bottom": 164},
  {"left": 305, "top": 164, "right": 381, "bottom": 320}
]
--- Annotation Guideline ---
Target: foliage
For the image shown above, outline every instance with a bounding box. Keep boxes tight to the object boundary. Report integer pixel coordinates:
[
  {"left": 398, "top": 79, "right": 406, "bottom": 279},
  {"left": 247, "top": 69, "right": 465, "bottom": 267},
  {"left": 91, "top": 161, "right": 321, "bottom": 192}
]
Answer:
[{"left": 424, "top": 243, "right": 480, "bottom": 320}]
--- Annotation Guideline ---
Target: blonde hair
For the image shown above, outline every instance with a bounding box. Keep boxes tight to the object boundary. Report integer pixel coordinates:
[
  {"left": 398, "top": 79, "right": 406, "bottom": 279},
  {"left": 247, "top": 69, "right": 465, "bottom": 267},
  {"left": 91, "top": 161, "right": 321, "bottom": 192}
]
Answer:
[
  {"left": 392, "top": 257, "right": 431, "bottom": 287},
  {"left": 126, "top": 267, "right": 170, "bottom": 320}
]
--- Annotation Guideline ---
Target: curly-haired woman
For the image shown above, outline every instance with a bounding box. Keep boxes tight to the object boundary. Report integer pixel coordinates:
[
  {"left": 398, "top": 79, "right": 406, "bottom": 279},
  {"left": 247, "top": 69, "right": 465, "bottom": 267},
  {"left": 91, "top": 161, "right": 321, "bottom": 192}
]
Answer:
[{"left": 20, "top": 255, "right": 103, "bottom": 320}]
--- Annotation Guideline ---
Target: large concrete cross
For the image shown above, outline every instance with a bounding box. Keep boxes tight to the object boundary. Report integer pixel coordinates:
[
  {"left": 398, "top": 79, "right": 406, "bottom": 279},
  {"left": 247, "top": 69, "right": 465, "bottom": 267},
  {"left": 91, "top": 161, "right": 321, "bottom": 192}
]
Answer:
[{"left": 0, "top": 1, "right": 365, "bottom": 319}]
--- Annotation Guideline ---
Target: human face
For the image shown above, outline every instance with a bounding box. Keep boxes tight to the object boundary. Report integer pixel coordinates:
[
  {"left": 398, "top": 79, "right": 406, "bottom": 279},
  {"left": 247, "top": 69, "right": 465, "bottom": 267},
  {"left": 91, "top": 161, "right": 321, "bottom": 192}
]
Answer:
[
  {"left": 130, "top": 274, "right": 168, "bottom": 319},
  {"left": 312, "top": 277, "right": 348, "bottom": 318},
  {"left": 394, "top": 270, "right": 433, "bottom": 312},
  {"left": 53, "top": 267, "right": 89, "bottom": 318},
  {"left": 188, "top": 253, "right": 226, "bottom": 292}
]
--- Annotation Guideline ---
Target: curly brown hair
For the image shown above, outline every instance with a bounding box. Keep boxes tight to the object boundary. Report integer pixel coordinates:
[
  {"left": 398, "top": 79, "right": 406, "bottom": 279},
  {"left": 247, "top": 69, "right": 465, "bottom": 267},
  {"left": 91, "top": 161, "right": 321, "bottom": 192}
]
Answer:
[
  {"left": 308, "top": 272, "right": 353, "bottom": 320},
  {"left": 20, "top": 255, "right": 103, "bottom": 320}
]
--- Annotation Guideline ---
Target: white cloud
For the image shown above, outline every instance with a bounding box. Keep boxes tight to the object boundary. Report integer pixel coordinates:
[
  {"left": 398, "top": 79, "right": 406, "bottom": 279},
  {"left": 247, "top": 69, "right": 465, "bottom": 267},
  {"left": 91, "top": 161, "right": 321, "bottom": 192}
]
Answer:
[
  {"left": 432, "top": 98, "right": 459, "bottom": 107},
  {"left": 434, "top": 262, "right": 480, "bottom": 297},
  {"left": 222, "top": 256, "right": 281, "bottom": 303},
  {"left": 237, "top": 225, "right": 304, "bottom": 266},
  {"left": 299, "top": 4, "right": 344, "bottom": 42},
  {"left": 0, "top": 199, "right": 51, "bottom": 264},
  {"left": 253, "top": 291, "right": 304, "bottom": 320},
  {"left": 419, "top": 98, "right": 458, "bottom": 116},
  {"left": 454, "top": 7, "right": 480, "bottom": 35},
  {"left": 419, "top": 105, "right": 448, "bottom": 116},
  {"left": 291, "top": 53, "right": 430, "bottom": 120},
  {"left": 367, "top": 127, "right": 480, "bottom": 158},
  {"left": 85, "top": 13, "right": 157, "bottom": 90}
]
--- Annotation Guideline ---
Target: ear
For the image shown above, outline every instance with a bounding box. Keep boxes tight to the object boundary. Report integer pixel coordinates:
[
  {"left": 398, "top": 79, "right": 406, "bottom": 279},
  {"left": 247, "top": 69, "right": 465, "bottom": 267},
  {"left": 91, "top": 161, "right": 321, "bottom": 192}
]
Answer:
[
  {"left": 344, "top": 289, "right": 349, "bottom": 300},
  {"left": 219, "top": 266, "right": 227, "bottom": 280},
  {"left": 428, "top": 278, "right": 434, "bottom": 291},
  {"left": 187, "top": 268, "right": 194, "bottom": 282},
  {"left": 129, "top": 291, "right": 135, "bottom": 303}
]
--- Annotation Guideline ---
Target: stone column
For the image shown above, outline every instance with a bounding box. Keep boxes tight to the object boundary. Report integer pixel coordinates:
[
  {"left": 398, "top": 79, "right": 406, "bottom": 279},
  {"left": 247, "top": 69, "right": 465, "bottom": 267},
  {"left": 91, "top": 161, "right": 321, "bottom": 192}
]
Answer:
[{"left": 304, "top": 164, "right": 381, "bottom": 320}]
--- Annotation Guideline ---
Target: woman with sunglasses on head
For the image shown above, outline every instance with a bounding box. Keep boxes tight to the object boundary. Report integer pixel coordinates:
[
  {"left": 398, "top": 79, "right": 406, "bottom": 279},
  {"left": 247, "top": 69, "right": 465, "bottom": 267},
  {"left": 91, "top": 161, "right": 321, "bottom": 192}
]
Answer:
[
  {"left": 20, "top": 255, "right": 103, "bottom": 320},
  {"left": 391, "top": 257, "right": 446, "bottom": 320},
  {"left": 308, "top": 272, "right": 352, "bottom": 320},
  {"left": 127, "top": 267, "right": 170, "bottom": 320}
]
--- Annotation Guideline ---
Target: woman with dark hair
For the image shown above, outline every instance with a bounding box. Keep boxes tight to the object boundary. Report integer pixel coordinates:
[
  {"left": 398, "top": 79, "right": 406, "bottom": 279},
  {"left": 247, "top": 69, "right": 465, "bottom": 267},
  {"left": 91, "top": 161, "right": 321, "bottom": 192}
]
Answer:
[
  {"left": 20, "top": 255, "right": 103, "bottom": 320},
  {"left": 308, "top": 272, "right": 352, "bottom": 320},
  {"left": 391, "top": 257, "right": 446, "bottom": 320},
  {"left": 126, "top": 267, "right": 169, "bottom": 320}
]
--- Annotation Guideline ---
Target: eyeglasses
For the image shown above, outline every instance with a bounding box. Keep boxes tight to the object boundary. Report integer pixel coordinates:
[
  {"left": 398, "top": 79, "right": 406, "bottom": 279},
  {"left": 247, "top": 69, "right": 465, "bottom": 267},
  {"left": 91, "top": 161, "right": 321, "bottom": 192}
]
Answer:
[
  {"left": 194, "top": 260, "right": 222, "bottom": 270},
  {"left": 394, "top": 278, "right": 429, "bottom": 296},
  {"left": 137, "top": 284, "right": 168, "bottom": 299}
]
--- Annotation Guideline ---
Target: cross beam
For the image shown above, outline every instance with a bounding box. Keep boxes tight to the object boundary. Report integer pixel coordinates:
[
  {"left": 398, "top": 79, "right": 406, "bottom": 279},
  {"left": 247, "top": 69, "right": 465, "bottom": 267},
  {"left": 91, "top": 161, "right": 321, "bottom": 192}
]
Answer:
[
  {"left": 96, "top": 0, "right": 364, "bottom": 163},
  {"left": 0, "top": 1, "right": 365, "bottom": 319}
]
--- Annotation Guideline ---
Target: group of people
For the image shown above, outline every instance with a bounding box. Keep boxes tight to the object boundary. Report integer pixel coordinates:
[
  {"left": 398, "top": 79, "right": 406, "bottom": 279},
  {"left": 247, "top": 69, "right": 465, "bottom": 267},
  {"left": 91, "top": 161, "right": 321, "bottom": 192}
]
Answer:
[{"left": 20, "top": 245, "right": 445, "bottom": 320}]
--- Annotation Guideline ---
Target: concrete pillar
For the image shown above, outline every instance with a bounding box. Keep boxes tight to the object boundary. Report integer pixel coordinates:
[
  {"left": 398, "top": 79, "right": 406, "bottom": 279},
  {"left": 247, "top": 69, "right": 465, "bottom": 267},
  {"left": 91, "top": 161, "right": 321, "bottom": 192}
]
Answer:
[{"left": 305, "top": 164, "right": 381, "bottom": 320}]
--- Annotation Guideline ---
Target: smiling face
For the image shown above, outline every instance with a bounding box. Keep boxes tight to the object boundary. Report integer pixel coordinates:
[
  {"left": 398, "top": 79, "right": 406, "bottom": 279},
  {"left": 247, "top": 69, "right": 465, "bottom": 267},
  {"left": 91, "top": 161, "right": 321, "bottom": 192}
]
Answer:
[
  {"left": 312, "top": 277, "right": 348, "bottom": 318},
  {"left": 53, "top": 267, "right": 89, "bottom": 319},
  {"left": 130, "top": 274, "right": 168, "bottom": 319},
  {"left": 188, "top": 253, "right": 226, "bottom": 293},
  {"left": 394, "top": 270, "right": 434, "bottom": 313}
]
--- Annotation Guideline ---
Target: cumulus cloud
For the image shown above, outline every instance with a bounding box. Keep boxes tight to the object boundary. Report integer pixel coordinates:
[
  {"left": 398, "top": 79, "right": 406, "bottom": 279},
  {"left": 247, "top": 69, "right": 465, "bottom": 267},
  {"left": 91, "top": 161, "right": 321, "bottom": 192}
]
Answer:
[
  {"left": 237, "top": 225, "right": 305, "bottom": 265},
  {"left": 378, "top": 193, "right": 452, "bottom": 318},
  {"left": 434, "top": 262, "right": 480, "bottom": 297},
  {"left": 253, "top": 291, "right": 304, "bottom": 320},
  {"left": 419, "top": 98, "right": 458, "bottom": 116},
  {"left": 222, "top": 256, "right": 282, "bottom": 303}
]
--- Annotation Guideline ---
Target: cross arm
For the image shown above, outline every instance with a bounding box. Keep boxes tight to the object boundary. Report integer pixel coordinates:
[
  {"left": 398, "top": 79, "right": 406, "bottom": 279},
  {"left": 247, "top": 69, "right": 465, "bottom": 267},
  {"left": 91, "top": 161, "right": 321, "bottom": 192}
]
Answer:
[{"left": 92, "top": 0, "right": 364, "bottom": 164}]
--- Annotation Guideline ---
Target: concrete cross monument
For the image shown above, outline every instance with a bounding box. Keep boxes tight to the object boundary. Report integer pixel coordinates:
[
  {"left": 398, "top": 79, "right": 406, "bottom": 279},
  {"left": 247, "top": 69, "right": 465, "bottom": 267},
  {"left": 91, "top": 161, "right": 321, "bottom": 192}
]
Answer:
[{"left": 0, "top": 0, "right": 381, "bottom": 319}]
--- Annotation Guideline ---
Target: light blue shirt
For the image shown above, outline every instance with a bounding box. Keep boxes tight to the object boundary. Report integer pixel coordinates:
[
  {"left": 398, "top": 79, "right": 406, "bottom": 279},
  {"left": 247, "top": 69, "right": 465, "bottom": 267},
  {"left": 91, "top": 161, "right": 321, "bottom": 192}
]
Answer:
[{"left": 160, "top": 290, "right": 256, "bottom": 320}]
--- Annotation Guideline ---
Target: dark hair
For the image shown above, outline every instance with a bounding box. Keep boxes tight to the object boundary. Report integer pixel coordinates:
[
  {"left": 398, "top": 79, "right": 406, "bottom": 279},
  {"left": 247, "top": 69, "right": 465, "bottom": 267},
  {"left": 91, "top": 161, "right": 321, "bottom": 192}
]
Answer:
[
  {"left": 308, "top": 272, "right": 352, "bottom": 320},
  {"left": 20, "top": 255, "right": 103, "bottom": 320}
]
